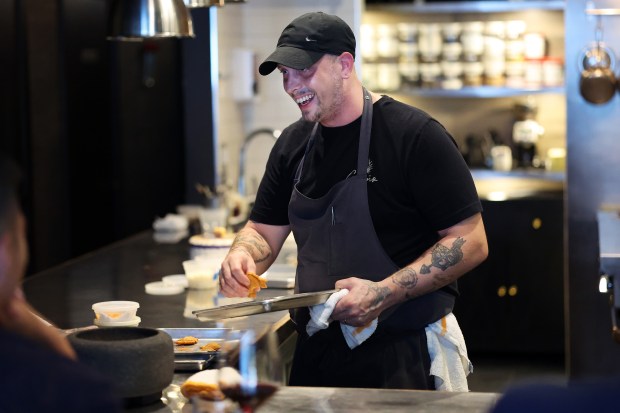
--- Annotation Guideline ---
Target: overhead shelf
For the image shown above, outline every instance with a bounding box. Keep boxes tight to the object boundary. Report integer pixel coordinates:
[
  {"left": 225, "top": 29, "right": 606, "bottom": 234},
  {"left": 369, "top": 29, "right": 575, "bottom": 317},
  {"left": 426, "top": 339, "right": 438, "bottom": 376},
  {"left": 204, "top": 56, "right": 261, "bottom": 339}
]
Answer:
[
  {"left": 366, "top": 1, "right": 565, "bottom": 14},
  {"left": 386, "top": 85, "right": 565, "bottom": 98}
]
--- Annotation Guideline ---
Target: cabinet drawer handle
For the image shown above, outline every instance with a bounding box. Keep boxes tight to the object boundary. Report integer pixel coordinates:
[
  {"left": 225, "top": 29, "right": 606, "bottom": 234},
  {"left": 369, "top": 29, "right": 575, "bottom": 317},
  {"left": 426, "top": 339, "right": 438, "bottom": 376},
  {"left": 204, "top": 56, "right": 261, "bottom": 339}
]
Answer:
[
  {"left": 508, "top": 285, "right": 518, "bottom": 296},
  {"left": 532, "top": 217, "right": 542, "bottom": 230},
  {"left": 497, "top": 285, "right": 507, "bottom": 297}
]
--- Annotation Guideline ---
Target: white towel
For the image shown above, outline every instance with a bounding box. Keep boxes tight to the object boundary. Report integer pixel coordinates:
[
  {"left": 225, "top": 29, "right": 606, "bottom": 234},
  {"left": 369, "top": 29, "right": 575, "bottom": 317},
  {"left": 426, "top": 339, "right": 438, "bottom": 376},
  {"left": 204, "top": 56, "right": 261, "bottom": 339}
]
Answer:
[
  {"left": 306, "top": 289, "right": 378, "bottom": 349},
  {"left": 425, "top": 312, "right": 473, "bottom": 392}
]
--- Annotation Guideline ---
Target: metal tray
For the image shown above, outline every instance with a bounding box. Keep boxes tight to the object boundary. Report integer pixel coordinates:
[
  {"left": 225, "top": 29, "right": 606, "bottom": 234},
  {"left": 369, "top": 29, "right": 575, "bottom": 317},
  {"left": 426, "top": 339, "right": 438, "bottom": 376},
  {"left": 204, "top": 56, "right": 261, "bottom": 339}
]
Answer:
[
  {"left": 159, "top": 328, "right": 235, "bottom": 371},
  {"left": 192, "top": 289, "right": 339, "bottom": 321}
]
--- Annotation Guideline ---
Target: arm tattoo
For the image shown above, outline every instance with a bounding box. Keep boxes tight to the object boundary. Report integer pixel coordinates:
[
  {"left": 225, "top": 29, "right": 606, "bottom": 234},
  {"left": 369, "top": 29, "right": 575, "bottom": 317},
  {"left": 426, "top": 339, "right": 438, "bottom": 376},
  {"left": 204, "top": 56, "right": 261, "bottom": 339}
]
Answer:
[
  {"left": 392, "top": 267, "right": 418, "bottom": 299},
  {"left": 420, "top": 237, "right": 466, "bottom": 274},
  {"left": 363, "top": 281, "right": 391, "bottom": 310},
  {"left": 230, "top": 232, "right": 271, "bottom": 263}
]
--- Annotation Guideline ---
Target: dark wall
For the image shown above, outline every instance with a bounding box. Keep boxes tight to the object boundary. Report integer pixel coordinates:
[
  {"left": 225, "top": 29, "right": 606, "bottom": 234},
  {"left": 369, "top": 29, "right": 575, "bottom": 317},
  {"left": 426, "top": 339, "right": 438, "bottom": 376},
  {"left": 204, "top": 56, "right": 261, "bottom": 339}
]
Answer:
[{"left": 2, "top": 0, "right": 211, "bottom": 273}]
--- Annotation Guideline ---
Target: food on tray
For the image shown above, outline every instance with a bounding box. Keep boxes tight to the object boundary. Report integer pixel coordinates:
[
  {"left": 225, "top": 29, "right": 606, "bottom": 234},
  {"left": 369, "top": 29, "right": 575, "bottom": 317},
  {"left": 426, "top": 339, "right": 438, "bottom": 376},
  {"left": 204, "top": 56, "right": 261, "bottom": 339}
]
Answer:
[
  {"left": 181, "top": 369, "right": 224, "bottom": 401},
  {"left": 175, "top": 336, "right": 199, "bottom": 346},
  {"left": 247, "top": 272, "right": 268, "bottom": 298},
  {"left": 200, "top": 342, "right": 222, "bottom": 352}
]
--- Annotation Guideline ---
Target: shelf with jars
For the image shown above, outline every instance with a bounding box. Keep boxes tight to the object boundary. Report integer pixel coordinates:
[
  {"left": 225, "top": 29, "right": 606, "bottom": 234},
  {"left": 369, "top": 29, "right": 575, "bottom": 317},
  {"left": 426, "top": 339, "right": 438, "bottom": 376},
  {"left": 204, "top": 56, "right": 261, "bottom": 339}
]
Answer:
[{"left": 362, "top": 1, "right": 565, "bottom": 98}]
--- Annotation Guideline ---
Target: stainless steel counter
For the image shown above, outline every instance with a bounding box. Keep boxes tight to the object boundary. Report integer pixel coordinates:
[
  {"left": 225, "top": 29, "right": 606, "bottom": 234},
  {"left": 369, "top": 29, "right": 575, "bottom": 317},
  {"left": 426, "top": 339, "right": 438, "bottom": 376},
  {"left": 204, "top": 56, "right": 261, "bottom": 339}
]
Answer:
[
  {"left": 22, "top": 230, "right": 499, "bottom": 413},
  {"left": 156, "top": 378, "right": 499, "bottom": 413}
]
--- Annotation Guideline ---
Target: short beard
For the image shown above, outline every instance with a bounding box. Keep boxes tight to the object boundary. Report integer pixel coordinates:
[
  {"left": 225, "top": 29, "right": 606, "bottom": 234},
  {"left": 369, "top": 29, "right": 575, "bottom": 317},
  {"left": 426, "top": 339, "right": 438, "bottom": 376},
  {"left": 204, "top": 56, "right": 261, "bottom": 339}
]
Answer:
[{"left": 304, "top": 62, "right": 344, "bottom": 124}]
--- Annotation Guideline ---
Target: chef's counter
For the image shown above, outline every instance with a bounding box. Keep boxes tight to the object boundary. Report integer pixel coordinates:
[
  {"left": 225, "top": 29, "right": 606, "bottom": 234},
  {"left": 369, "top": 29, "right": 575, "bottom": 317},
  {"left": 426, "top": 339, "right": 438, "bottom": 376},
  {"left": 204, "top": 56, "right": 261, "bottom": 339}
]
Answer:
[{"left": 22, "top": 231, "right": 499, "bottom": 412}]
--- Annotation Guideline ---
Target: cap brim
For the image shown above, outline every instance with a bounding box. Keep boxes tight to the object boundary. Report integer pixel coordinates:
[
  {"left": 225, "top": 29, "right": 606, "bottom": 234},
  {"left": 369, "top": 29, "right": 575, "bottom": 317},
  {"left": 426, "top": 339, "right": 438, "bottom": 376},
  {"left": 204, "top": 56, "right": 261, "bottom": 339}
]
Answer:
[{"left": 258, "top": 46, "right": 324, "bottom": 76}]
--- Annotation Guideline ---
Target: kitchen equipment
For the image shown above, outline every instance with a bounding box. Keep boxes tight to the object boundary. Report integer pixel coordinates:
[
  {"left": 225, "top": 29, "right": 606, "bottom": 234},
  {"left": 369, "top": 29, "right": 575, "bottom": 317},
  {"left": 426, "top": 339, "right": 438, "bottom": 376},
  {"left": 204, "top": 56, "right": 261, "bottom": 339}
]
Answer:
[
  {"left": 578, "top": 19, "right": 616, "bottom": 104},
  {"left": 464, "top": 133, "right": 492, "bottom": 168},
  {"left": 193, "top": 289, "right": 339, "bottom": 321},
  {"left": 490, "top": 145, "right": 513, "bottom": 172},
  {"left": 108, "top": 0, "right": 194, "bottom": 40},
  {"left": 67, "top": 327, "right": 174, "bottom": 406},
  {"left": 597, "top": 209, "right": 620, "bottom": 344},
  {"left": 159, "top": 327, "right": 236, "bottom": 371},
  {"left": 512, "top": 99, "right": 544, "bottom": 168}
]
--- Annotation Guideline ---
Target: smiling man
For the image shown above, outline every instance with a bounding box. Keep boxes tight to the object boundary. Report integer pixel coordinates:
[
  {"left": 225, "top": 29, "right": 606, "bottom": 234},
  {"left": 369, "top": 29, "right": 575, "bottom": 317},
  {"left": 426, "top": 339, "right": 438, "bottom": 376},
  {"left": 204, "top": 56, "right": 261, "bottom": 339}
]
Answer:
[{"left": 219, "top": 12, "right": 488, "bottom": 390}]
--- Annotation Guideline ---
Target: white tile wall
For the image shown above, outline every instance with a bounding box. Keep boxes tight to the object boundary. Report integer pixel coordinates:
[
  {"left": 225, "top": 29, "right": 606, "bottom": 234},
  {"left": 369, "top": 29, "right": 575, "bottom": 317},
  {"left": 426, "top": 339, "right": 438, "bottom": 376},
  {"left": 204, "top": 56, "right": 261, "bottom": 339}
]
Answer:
[{"left": 215, "top": 0, "right": 362, "bottom": 194}]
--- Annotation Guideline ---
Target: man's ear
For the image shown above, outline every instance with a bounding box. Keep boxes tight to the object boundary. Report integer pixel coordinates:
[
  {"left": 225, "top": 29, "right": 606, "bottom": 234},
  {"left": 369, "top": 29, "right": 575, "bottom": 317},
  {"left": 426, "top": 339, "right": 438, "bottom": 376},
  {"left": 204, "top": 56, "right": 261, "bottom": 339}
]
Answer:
[{"left": 338, "top": 52, "right": 355, "bottom": 78}]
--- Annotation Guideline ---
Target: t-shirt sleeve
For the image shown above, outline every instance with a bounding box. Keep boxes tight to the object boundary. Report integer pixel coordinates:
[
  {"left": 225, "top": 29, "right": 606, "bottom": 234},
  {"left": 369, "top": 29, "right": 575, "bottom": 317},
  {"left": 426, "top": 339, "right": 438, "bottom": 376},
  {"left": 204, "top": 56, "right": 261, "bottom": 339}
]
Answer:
[{"left": 407, "top": 119, "right": 482, "bottom": 231}]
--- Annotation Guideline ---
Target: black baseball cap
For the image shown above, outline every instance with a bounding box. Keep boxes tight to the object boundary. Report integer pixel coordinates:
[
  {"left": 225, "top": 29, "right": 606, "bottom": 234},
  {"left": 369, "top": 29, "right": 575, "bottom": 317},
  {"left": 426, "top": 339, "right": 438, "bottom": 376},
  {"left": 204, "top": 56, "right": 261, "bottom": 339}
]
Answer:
[{"left": 258, "top": 12, "right": 356, "bottom": 76}]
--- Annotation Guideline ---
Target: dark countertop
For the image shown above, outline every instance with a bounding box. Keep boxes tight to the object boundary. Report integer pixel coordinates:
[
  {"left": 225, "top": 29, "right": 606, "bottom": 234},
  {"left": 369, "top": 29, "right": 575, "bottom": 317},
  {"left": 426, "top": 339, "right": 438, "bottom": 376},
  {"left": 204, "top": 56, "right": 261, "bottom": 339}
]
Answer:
[
  {"left": 22, "top": 231, "right": 294, "bottom": 332},
  {"left": 22, "top": 230, "right": 499, "bottom": 413}
]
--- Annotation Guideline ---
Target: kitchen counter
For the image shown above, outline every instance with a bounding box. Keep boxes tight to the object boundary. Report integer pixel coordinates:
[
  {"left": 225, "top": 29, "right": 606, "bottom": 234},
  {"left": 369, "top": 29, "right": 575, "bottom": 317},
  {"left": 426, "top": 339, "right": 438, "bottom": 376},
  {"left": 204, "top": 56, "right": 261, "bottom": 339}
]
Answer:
[
  {"left": 22, "top": 230, "right": 499, "bottom": 413},
  {"left": 156, "top": 379, "right": 499, "bottom": 413},
  {"left": 22, "top": 230, "right": 295, "bottom": 333},
  {"left": 470, "top": 168, "right": 564, "bottom": 200}
]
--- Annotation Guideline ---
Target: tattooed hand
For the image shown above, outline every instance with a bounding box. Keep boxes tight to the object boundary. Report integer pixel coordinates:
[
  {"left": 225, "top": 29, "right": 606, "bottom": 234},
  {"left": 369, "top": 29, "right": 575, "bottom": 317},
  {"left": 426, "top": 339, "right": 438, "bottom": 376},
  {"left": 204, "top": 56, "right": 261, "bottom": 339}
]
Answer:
[
  {"left": 219, "top": 228, "right": 272, "bottom": 298},
  {"left": 332, "top": 278, "right": 391, "bottom": 327}
]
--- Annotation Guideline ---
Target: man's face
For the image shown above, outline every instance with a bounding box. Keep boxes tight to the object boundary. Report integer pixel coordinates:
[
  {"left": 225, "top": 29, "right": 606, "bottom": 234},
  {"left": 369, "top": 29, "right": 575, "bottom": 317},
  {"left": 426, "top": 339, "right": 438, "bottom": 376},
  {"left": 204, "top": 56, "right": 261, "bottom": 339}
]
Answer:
[
  {"left": 278, "top": 54, "right": 345, "bottom": 126},
  {"left": 0, "top": 207, "right": 28, "bottom": 301}
]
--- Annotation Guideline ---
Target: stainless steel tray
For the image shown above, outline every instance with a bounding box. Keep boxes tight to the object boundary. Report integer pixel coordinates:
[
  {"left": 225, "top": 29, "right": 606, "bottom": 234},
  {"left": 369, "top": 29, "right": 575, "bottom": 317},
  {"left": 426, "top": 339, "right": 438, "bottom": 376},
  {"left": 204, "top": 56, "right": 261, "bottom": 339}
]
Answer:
[
  {"left": 159, "top": 328, "right": 234, "bottom": 371},
  {"left": 192, "top": 289, "right": 339, "bottom": 321}
]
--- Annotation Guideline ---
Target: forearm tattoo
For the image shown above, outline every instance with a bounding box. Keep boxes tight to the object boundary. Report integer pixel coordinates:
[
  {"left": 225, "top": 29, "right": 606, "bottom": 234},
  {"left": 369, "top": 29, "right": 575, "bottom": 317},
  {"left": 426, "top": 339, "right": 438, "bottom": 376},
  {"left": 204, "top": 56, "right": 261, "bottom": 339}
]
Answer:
[
  {"left": 230, "top": 231, "right": 271, "bottom": 264},
  {"left": 364, "top": 281, "right": 391, "bottom": 310},
  {"left": 420, "top": 237, "right": 466, "bottom": 274},
  {"left": 392, "top": 268, "right": 418, "bottom": 299},
  {"left": 391, "top": 237, "right": 466, "bottom": 299}
]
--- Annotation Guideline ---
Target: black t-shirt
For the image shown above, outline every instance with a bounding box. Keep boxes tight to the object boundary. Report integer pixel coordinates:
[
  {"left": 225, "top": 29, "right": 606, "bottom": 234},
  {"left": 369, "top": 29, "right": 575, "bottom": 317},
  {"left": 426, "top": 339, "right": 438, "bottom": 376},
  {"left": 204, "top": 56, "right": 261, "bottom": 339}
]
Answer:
[{"left": 250, "top": 95, "right": 482, "bottom": 269}]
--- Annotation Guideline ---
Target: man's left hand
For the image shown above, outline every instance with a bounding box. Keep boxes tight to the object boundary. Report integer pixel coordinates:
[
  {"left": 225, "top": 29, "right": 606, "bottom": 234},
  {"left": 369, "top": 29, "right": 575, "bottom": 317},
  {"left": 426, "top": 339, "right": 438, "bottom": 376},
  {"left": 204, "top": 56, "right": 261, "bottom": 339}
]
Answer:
[{"left": 331, "top": 277, "right": 391, "bottom": 327}]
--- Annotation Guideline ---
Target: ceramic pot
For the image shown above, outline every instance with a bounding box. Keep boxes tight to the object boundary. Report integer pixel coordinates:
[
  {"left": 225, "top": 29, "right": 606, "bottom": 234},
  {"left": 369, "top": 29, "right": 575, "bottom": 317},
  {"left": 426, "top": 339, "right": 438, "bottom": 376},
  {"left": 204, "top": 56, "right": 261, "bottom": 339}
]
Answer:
[{"left": 67, "top": 327, "right": 174, "bottom": 406}]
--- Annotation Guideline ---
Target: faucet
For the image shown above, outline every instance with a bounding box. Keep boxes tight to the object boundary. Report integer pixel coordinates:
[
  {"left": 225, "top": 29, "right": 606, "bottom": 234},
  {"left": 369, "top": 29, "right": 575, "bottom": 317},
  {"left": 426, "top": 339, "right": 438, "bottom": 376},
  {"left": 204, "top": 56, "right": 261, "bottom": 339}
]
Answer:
[{"left": 237, "top": 128, "right": 281, "bottom": 197}]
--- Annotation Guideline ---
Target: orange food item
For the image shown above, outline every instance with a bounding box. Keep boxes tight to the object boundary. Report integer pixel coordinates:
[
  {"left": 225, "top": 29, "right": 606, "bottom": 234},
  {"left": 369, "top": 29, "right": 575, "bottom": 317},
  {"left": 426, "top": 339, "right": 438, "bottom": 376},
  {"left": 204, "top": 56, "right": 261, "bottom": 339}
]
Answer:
[
  {"left": 246, "top": 272, "right": 267, "bottom": 298},
  {"left": 181, "top": 370, "right": 224, "bottom": 401},
  {"left": 175, "top": 336, "right": 199, "bottom": 346},
  {"left": 200, "top": 342, "right": 222, "bottom": 352}
]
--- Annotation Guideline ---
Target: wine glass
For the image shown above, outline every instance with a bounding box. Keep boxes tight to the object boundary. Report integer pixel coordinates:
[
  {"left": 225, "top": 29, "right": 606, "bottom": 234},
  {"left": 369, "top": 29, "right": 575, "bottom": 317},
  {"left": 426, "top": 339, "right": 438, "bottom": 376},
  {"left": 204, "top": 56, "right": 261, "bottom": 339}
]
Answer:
[{"left": 218, "top": 327, "right": 282, "bottom": 413}]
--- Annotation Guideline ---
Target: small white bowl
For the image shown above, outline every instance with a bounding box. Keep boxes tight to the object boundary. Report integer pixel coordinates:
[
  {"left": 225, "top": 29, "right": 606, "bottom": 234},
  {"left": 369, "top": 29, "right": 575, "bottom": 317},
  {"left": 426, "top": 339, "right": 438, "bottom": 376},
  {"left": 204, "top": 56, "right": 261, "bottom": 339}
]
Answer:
[{"left": 92, "top": 301, "right": 140, "bottom": 323}]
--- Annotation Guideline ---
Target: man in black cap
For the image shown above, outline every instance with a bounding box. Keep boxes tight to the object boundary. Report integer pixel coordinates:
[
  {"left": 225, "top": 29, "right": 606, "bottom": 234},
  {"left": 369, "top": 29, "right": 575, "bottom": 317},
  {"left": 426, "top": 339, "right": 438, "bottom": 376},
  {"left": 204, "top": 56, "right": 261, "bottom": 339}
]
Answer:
[{"left": 220, "top": 12, "right": 488, "bottom": 390}]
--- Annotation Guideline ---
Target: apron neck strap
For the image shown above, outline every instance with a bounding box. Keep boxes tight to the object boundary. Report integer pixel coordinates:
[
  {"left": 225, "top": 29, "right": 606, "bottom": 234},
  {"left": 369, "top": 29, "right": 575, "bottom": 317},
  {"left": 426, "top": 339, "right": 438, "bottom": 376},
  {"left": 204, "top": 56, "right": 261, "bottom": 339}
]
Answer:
[{"left": 293, "top": 87, "right": 373, "bottom": 184}]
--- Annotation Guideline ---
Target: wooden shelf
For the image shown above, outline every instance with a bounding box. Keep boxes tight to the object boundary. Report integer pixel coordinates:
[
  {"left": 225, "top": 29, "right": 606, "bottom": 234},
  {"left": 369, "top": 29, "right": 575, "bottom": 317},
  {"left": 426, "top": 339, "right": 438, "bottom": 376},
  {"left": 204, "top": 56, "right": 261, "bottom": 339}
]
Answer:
[
  {"left": 366, "top": 1, "right": 565, "bottom": 14},
  {"left": 383, "top": 85, "right": 565, "bottom": 98}
]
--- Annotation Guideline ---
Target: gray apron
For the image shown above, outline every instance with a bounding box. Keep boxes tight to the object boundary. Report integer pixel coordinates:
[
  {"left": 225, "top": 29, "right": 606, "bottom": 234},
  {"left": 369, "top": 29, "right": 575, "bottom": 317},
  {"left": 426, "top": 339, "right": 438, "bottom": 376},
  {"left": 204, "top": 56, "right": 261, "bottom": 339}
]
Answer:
[{"left": 288, "top": 88, "right": 454, "bottom": 332}]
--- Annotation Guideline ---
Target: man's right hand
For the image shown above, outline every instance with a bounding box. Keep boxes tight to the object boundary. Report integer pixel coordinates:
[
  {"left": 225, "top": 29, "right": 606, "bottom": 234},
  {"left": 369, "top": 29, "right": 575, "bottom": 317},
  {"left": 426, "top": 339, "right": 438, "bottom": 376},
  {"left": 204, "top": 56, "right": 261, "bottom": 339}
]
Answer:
[
  {"left": 219, "top": 248, "right": 256, "bottom": 297},
  {"left": 218, "top": 222, "right": 291, "bottom": 298}
]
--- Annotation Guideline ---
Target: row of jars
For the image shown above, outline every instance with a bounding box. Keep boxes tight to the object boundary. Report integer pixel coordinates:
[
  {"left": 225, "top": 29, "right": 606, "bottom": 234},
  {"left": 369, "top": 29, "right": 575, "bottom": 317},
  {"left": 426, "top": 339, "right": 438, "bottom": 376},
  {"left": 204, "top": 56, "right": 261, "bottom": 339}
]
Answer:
[{"left": 360, "top": 20, "right": 564, "bottom": 90}]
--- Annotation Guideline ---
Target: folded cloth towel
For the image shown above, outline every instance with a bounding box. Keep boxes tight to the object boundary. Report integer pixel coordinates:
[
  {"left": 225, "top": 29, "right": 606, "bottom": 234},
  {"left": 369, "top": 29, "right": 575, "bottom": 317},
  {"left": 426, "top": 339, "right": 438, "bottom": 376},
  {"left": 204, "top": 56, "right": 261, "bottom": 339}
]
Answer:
[
  {"left": 306, "top": 289, "right": 378, "bottom": 349},
  {"left": 425, "top": 312, "right": 473, "bottom": 392}
]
